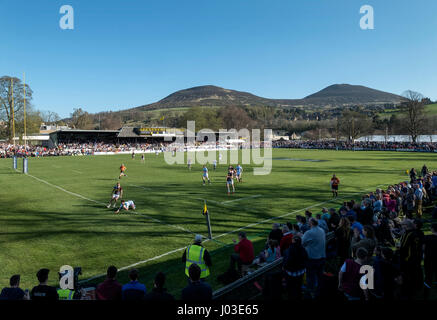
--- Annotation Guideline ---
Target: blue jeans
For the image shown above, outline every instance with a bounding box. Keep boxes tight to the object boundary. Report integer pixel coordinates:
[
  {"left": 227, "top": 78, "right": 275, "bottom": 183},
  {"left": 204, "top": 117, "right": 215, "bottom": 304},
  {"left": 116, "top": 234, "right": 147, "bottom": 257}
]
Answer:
[{"left": 306, "top": 258, "right": 325, "bottom": 297}]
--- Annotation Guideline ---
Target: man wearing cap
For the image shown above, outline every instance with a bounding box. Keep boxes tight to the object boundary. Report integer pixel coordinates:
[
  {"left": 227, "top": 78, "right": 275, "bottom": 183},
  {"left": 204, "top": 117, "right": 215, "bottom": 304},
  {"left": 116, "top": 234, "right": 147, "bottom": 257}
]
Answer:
[
  {"left": 182, "top": 234, "right": 212, "bottom": 281},
  {"left": 30, "top": 269, "right": 59, "bottom": 301}
]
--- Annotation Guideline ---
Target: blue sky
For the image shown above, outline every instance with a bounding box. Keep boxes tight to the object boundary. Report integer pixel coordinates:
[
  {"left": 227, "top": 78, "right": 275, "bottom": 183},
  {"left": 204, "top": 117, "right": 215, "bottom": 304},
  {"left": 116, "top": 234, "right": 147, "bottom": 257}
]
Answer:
[{"left": 1, "top": 0, "right": 436, "bottom": 117}]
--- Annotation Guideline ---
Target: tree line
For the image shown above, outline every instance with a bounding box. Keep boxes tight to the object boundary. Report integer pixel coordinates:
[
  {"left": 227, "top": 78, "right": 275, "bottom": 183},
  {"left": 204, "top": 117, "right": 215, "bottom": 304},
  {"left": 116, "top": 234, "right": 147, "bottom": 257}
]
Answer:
[{"left": 1, "top": 75, "right": 433, "bottom": 143}]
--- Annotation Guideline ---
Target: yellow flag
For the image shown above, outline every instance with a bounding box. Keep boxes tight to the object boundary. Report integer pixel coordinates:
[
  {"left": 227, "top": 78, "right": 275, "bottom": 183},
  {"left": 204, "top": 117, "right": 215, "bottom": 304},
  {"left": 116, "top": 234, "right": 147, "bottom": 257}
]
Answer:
[
  {"left": 202, "top": 202, "right": 208, "bottom": 216},
  {"left": 160, "top": 116, "right": 165, "bottom": 121}
]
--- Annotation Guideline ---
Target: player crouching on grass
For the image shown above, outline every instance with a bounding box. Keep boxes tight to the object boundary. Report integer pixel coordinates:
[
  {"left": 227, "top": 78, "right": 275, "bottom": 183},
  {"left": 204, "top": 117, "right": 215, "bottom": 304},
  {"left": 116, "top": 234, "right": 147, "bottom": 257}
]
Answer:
[
  {"left": 202, "top": 165, "right": 211, "bottom": 185},
  {"left": 115, "top": 200, "right": 136, "bottom": 214},
  {"left": 107, "top": 182, "right": 123, "bottom": 208}
]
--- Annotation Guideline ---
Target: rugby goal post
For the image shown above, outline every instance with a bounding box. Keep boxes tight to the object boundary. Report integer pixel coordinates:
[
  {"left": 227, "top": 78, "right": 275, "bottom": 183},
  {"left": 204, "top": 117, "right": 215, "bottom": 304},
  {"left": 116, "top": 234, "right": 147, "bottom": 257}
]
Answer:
[{"left": 23, "top": 158, "right": 28, "bottom": 174}]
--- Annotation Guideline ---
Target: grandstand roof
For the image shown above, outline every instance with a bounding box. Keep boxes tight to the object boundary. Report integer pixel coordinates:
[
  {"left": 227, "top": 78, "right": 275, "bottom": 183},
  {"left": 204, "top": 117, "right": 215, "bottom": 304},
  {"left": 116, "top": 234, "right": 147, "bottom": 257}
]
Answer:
[
  {"left": 55, "top": 129, "right": 120, "bottom": 133},
  {"left": 117, "top": 127, "right": 140, "bottom": 138}
]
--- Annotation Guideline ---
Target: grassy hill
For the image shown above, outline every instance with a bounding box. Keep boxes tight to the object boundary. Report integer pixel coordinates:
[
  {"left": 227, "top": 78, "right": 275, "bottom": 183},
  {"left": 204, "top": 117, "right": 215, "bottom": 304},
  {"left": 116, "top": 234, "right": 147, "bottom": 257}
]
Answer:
[{"left": 377, "top": 103, "right": 437, "bottom": 120}]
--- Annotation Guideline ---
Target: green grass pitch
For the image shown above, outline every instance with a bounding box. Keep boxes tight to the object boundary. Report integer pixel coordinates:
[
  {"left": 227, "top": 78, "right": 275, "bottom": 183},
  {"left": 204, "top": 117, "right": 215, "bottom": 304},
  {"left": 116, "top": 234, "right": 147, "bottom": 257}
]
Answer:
[{"left": 1, "top": 149, "right": 436, "bottom": 297}]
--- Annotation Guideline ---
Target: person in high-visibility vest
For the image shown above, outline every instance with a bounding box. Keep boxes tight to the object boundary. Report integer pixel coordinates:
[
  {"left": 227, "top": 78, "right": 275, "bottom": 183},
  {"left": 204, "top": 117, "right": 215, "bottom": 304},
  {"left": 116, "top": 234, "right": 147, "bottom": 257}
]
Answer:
[
  {"left": 57, "top": 288, "right": 75, "bottom": 300},
  {"left": 182, "top": 234, "right": 212, "bottom": 280}
]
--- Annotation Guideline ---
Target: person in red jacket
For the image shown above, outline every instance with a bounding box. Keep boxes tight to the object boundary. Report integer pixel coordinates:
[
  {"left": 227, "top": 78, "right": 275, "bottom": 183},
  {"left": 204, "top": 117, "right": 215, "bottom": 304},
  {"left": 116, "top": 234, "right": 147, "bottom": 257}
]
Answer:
[{"left": 230, "top": 232, "right": 254, "bottom": 272}]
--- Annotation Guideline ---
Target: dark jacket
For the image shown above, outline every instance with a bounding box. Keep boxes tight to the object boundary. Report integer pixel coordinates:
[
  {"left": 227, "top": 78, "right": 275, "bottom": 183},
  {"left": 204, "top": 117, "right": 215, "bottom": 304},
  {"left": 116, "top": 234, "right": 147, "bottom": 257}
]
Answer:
[
  {"left": 400, "top": 229, "right": 422, "bottom": 265},
  {"left": 335, "top": 227, "right": 351, "bottom": 259},
  {"left": 283, "top": 243, "right": 308, "bottom": 273},
  {"left": 269, "top": 229, "right": 283, "bottom": 242},
  {"left": 181, "top": 281, "right": 212, "bottom": 301},
  {"left": 357, "top": 207, "right": 374, "bottom": 226},
  {"left": 144, "top": 288, "right": 175, "bottom": 301}
]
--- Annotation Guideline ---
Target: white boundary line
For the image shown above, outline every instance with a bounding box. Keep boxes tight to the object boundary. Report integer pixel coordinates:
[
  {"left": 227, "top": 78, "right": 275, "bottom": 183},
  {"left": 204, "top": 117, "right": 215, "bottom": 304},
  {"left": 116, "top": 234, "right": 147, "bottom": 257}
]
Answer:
[
  {"left": 222, "top": 194, "right": 262, "bottom": 204},
  {"left": 15, "top": 168, "right": 387, "bottom": 284},
  {"left": 79, "top": 246, "right": 188, "bottom": 284},
  {"left": 208, "top": 184, "right": 386, "bottom": 241},
  {"left": 26, "top": 173, "right": 198, "bottom": 236}
]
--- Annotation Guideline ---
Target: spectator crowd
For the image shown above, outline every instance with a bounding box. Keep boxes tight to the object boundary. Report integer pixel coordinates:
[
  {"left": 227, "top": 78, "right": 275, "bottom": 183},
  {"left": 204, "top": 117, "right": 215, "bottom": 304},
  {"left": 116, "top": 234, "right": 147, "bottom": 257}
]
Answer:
[
  {"left": 3, "top": 139, "right": 437, "bottom": 159},
  {"left": 273, "top": 140, "right": 437, "bottom": 152},
  {"left": 0, "top": 141, "right": 173, "bottom": 158}
]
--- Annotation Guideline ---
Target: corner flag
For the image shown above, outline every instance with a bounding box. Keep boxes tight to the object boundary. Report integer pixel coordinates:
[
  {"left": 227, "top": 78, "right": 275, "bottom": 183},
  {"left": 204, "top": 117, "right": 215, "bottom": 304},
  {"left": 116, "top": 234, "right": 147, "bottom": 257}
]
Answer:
[
  {"left": 202, "top": 201, "right": 208, "bottom": 216},
  {"left": 203, "top": 200, "right": 212, "bottom": 239}
]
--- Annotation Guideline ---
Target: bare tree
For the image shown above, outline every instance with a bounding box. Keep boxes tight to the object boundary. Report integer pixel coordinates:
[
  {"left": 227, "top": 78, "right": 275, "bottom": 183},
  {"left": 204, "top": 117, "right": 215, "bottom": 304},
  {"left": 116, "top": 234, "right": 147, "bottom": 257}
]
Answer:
[
  {"left": 70, "top": 108, "right": 92, "bottom": 129},
  {"left": 338, "top": 110, "right": 372, "bottom": 142},
  {"left": 41, "top": 110, "right": 61, "bottom": 124},
  {"left": 401, "top": 90, "right": 426, "bottom": 142}
]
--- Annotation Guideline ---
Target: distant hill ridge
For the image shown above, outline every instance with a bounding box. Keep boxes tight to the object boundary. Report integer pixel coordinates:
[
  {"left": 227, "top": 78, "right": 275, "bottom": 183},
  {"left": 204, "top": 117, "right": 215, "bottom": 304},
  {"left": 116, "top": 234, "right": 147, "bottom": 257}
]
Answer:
[{"left": 134, "top": 83, "right": 405, "bottom": 111}]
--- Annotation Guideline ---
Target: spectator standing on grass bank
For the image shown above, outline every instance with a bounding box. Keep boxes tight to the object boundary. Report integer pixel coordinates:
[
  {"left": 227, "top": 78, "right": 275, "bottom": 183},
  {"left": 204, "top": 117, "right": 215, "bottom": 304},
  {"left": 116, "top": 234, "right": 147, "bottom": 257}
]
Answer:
[
  {"left": 268, "top": 223, "right": 282, "bottom": 243},
  {"left": 338, "top": 247, "right": 369, "bottom": 300},
  {"left": 409, "top": 168, "right": 417, "bottom": 182},
  {"left": 182, "top": 234, "right": 212, "bottom": 281},
  {"left": 357, "top": 199, "right": 374, "bottom": 226},
  {"left": 96, "top": 266, "right": 122, "bottom": 300},
  {"left": 282, "top": 235, "right": 308, "bottom": 300},
  {"left": 181, "top": 264, "right": 212, "bottom": 301},
  {"left": 0, "top": 275, "right": 29, "bottom": 300},
  {"left": 335, "top": 217, "right": 352, "bottom": 265},
  {"left": 421, "top": 164, "right": 428, "bottom": 178},
  {"left": 351, "top": 225, "right": 377, "bottom": 260},
  {"left": 302, "top": 218, "right": 326, "bottom": 298},
  {"left": 373, "top": 247, "right": 402, "bottom": 300},
  {"left": 414, "top": 184, "right": 423, "bottom": 218},
  {"left": 144, "top": 272, "right": 175, "bottom": 301},
  {"left": 296, "top": 215, "right": 310, "bottom": 233},
  {"left": 316, "top": 214, "right": 329, "bottom": 233},
  {"left": 30, "top": 269, "right": 59, "bottom": 301}
]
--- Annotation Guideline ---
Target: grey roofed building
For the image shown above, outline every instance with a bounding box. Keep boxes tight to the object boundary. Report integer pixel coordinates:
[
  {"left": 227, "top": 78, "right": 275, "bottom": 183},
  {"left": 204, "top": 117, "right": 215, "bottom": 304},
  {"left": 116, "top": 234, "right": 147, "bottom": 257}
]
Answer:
[{"left": 117, "top": 127, "right": 141, "bottom": 138}]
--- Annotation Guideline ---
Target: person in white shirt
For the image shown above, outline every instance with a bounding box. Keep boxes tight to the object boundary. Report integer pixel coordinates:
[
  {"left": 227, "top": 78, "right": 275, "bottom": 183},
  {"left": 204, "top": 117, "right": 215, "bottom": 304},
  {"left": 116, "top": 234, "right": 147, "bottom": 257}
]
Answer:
[{"left": 115, "top": 200, "right": 136, "bottom": 214}]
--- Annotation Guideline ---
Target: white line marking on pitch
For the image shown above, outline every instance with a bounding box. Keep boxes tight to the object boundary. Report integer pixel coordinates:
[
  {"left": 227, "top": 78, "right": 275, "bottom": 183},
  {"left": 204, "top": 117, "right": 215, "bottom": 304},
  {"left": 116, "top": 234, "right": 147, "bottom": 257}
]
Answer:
[
  {"left": 208, "top": 184, "right": 387, "bottom": 241},
  {"left": 81, "top": 183, "right": 389, "bottom": 284},
  {"left": 80, "top": 189, "right": 367, "bottom": 284},
  {"left": 79, "top": 245, "right": 189, "bottom": 284},
  {"left": 25, "top": 173, "right": 198, "bottom": 237},
  {"left": 222, "top": 194, "right": 262, "bottom": 204},
  {"left": 27, "top": 174, "right": 102, "bottom": 204},
  {"left": 50, "top": 177, "right": 384, "bottom": 284},
  {"left": 72, "top": 170, "right": 82, "bottom": 174}
]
